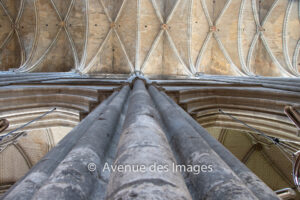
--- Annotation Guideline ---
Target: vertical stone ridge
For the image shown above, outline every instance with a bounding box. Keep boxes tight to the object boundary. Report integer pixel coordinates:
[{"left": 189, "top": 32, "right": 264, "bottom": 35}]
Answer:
[
  {"left": 160, "top": 90, "right": 280, "bottom": 200},
  {"left": 2, "top": 89, "right": 120, "bottom": 200},
  {"left": 29, "top": 85, "right": 130, "bottom": 200},
  {"left": 148, "top": 84, "right": 259, "bottom": 200},
  {"left": 106, "top": 79, "right": 192, "bottom": 200}
]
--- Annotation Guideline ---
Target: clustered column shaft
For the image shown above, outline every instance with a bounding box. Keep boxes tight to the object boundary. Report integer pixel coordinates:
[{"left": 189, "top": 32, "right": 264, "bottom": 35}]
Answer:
[
  {"left": 3, "top": 86, "right": 129, "bottom": 200},
  {"left": 2, "top": 79, "right": 279, "bottom": 200},
  {"left": 106, "top": 79, "right": 192, "bottom": 199},
  {"left": 148, "top": 85, "right": 260, "bottom": 200},
  {"left": 31, "top": 85, "right": 130, "bottom": 199},
  {"left": 159, "top": 91, "right": 279, "bottom": 200},
  {"left": 3, "top": 89, "right": 120, "bottom": 200}
]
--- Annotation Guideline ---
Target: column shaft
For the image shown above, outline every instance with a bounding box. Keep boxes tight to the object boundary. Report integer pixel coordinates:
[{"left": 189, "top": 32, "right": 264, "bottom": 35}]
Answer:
[
  {"left": 3, "top": 78, "right": 281, "bottom": 200},
  {"left": 3, "top": 90, "right": 119, "bottom": 200},
  {"left": 106, "top": 80, "right": 192, "bottom": 200},
  {"left": 148, "top": 85, "right": 258, "bottom": 200},
  {"left": 30, "top": 85, "right": 130, "bottom": 199},
  {"left": 160, "top": 91, "right": 279, "bottom": 200}
]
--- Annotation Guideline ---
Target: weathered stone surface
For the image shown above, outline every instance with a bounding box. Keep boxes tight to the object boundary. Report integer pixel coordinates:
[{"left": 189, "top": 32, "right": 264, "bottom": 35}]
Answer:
[
  {"left": 0, "top": 0, "right": 299, "bottom": 77},
  {"left": 30, "top": 85, "right": 130, "bottom": 200},
  {"left": 1, "top": 76, "right": 296, "bottom": 200},
  {"left": 2, "top": 88, "right": 121, "bottom": 200},
  {"left": 160, "top": 91, "right": 279, "bottom": 200},
  {"left": 106, "top": 79, "right": 192, "bottom": 200},
  {"left": 149, "top": 84, "right": 259, "bottom": 200}
]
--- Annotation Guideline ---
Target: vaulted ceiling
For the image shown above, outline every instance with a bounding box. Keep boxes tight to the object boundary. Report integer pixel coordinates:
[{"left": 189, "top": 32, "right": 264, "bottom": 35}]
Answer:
[
  {"left": 0, "top": 1, "right": 300, "bottom": 198},
  {"left": 208, "top": 128, "right": 295, "bottom": 192},
  {"left": 0, "top": 0, "right": 299, "bottom": 77}
]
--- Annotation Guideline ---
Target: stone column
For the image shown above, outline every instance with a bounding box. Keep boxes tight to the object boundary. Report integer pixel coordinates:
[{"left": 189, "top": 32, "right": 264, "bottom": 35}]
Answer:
[
  {"left": 148, "top": 84, "right": 258, "bottom": 200},
  {"left": 106, "top": 79, "right": 192, "bottom": 200},
  {"left": 30, "top": 85, "right": 130, "bottom": 200},
  {"left": 3, "top": 78, "right": 280, "bottom": 200},
  {"left": 159, "top": 91, "right": 279, "bottom": 200},
  {"left": 2, "top": 86, "right": 125, "bottom": 200}
]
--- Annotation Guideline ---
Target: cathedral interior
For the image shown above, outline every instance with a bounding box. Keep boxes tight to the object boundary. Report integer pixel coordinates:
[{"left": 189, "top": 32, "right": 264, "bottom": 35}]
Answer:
[{"left": 0, "top": 0, "right": 300, "bottom": 199}]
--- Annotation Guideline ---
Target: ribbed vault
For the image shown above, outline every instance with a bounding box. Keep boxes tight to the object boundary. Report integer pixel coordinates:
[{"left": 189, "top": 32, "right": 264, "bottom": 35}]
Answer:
[
  {"left": 0, "top": 127, "right": 72, "bottom": 195},
  {"left": 0, "top": 0, "right": 299, "bottom": 77},
  {"left": 208, "top": 128, "right": 296, "bottom": 191},
  {"left": 0, "top": 0, "right": 299, "bottom": 198}
]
